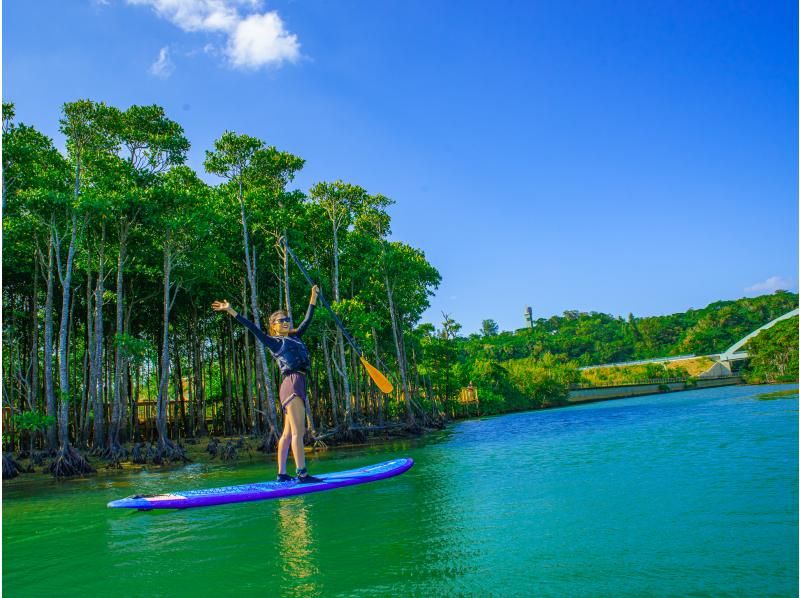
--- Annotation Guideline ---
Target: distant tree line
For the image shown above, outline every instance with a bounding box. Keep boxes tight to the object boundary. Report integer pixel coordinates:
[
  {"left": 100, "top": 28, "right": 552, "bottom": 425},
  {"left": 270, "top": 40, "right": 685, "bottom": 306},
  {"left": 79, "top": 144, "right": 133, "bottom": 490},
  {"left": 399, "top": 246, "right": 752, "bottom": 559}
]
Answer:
[{"left": 430, "top": 292, "right": 798, "bottom": 416}]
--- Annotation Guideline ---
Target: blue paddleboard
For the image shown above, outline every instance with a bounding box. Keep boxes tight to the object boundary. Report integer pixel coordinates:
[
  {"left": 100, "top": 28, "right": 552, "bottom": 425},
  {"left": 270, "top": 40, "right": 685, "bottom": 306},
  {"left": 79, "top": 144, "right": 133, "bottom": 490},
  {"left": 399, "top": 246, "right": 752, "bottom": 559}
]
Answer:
[{"left": 108, "top": 458, "right": 413, "bottom": 510}]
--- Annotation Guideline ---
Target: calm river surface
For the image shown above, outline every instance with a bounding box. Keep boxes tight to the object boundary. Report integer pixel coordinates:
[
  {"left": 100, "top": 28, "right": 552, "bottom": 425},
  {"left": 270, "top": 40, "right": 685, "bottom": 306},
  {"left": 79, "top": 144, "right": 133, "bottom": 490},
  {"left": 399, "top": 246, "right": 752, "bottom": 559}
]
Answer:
[{"left": 3, "top": 384, "right": 798, "bottom": 596}]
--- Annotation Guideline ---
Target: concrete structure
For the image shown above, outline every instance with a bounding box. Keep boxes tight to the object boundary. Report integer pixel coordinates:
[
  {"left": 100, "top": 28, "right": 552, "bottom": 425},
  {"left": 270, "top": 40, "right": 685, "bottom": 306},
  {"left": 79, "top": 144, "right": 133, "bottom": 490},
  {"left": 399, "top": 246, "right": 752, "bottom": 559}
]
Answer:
[{"left": 568, "top": 376, "right": 741, "bottom": 403}]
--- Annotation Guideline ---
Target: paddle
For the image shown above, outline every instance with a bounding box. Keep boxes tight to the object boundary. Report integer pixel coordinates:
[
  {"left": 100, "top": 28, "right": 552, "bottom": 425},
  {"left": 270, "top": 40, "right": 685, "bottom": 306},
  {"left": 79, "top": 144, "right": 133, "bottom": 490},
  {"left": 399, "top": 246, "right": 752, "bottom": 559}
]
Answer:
[{"left": 281, "top": 238, "right": 394, "bottom": 395}]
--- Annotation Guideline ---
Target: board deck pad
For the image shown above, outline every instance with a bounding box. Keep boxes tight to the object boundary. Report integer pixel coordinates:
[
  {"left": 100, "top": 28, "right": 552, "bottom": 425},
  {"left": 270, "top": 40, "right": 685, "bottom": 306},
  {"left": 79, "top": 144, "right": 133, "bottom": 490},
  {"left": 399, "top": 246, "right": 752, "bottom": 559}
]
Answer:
[{"left": 107, "top": 458, "right": 414, "bottom": 510}]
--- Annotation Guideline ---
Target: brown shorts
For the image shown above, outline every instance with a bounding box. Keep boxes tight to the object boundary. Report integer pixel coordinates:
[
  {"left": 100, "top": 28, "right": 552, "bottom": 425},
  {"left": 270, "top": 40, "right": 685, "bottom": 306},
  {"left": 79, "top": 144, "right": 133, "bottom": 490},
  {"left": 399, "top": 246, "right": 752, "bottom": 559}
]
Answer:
[{"left": 279, "top": 372, "right": 306, "bottom": 413}]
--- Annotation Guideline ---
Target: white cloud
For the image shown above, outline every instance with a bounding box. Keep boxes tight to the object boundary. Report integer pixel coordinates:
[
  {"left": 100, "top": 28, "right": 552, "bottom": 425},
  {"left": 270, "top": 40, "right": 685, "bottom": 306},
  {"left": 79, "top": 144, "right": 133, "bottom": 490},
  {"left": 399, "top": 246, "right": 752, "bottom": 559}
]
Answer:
[
  {"left": 227, "top": 12, "right": 299, "bottom": 69},
  {"left": 128, "top": 0, "right": 239, "bottom": 32},
  {"left": 128, "top": 0, "right": 300, "bottom": 69},
  {"left": 150, "top": 46, "right": 175, "bottom": 78},
  {"left": 745, "top": 276, "right": 792, "bottom": 293}
]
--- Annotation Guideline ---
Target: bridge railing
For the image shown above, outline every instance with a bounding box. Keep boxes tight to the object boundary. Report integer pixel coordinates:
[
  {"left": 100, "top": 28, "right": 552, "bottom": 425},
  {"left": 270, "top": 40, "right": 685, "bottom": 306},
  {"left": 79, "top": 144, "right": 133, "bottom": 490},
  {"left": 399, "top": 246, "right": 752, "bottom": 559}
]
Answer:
[{"left": 579, "top": 354, "right": 697, "bottom": 370}]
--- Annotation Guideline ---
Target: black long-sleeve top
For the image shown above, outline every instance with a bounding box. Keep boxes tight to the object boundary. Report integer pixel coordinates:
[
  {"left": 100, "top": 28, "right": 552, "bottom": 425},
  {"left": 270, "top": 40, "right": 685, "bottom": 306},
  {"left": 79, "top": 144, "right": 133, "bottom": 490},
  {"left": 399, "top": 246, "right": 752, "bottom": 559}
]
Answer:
[{"left": 234, "top": 303, "right": 315, "bottom": 375}]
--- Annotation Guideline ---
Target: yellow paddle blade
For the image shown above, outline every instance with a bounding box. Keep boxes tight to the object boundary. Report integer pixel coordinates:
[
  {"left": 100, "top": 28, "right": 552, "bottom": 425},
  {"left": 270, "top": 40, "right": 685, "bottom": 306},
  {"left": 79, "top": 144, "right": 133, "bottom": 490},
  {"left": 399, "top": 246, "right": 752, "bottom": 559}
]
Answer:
[{"left": 359, "top": 355, "right": 394, "bottom": 394}]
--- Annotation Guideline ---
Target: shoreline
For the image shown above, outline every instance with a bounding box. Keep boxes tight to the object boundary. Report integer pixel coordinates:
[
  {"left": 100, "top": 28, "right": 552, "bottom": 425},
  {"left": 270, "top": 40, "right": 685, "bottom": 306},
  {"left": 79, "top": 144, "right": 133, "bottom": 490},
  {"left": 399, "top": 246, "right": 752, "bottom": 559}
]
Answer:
[
  {"left": 1, "top": 427, "right": 432, "bottom": 489},
  {"left": 3, "top": 382, "right": 796, "bottom": 491}
]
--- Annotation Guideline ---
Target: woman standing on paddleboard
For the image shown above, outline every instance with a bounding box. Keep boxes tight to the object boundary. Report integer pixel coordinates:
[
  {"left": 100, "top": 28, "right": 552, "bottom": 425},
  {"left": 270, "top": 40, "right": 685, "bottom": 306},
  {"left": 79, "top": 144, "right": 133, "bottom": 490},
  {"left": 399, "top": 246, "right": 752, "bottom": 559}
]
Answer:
[{"left": 212, "top": 287, "right": 322, "bottom": 484}]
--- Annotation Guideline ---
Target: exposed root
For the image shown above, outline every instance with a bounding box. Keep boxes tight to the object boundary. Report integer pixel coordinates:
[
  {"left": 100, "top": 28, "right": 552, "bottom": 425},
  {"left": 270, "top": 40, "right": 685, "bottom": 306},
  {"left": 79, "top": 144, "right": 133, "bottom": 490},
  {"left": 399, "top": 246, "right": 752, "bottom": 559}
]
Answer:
[
  {"left": 131, "top": 442, "right": 148, "bottom": 464},
  {"left": 31, "top": 450, "right": 49, "bottom": 467},
  {"left": 310, "top": 427, "right": 340, "bottom": 443},
  {"left": 256, "top": 430, "right": 279, "bottom": 453},
  {"left": 48, "top": 446, "right": 95, "bottom": 479},
  {"left": 2, "top": 454, "right": 24, "bottom": 479},
  {"left": 342, "top": 427, "right": 367, "bottom": 443},
  {"left": 152, "top": 437, "right": 191, "bottom": 465},
  {"left": 89, "top": 443, "right": 109, "bottom": 458},
  {"left": 206, "top": 437, "right": 220, "bottom": 459},
  {"left": 104, "top": 442, "right": 129, "bottom": 468},
  {"left": 403, "top": 422, "right": 425, "bottom": 436},
  {"left": 220, "top": 441, "right": 238, "bottom": 461},
  {"left": 89, "top": 440, "right": 129, "bottom": 466},
  {"left": 311, "top": 434, "right": 329, "bottom": 450}
]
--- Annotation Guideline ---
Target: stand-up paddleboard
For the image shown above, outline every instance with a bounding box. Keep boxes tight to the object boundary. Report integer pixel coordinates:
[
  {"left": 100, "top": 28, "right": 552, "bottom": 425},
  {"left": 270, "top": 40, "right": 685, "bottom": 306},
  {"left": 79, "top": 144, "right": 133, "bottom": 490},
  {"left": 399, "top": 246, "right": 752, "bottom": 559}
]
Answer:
[{"left": 107, "top": 458, "right": 413, "bottom": 510}]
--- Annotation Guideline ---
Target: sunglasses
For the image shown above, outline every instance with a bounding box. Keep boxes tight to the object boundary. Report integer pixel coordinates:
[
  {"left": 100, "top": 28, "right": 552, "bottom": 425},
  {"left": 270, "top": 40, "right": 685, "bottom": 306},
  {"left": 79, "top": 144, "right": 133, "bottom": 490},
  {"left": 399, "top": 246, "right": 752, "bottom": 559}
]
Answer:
[{"left": 273, "top": 317, "right": 292, "bottom": 324}]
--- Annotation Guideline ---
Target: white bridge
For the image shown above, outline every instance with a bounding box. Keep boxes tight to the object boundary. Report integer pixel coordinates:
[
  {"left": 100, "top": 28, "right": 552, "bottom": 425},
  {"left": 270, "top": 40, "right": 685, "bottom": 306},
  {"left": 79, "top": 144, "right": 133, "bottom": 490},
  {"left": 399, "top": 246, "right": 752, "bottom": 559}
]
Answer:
[{"left": 580, "top": 308, "right": 799, "bottom": 376}]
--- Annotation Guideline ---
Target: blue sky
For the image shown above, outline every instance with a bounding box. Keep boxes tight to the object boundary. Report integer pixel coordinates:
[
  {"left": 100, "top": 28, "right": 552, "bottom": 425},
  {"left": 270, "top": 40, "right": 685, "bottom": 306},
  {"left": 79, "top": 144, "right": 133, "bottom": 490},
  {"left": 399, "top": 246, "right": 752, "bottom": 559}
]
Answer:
[{"left": 4, "top": 0, "right": 797, "bottom": 333}]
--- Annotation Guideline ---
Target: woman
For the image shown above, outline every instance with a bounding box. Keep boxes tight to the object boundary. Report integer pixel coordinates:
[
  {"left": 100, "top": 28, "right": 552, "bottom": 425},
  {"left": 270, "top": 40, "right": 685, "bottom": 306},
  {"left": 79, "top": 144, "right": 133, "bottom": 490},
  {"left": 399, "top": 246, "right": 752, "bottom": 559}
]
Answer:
[{"left": 212, "top": 285, "right": 322, "bottom": 483}]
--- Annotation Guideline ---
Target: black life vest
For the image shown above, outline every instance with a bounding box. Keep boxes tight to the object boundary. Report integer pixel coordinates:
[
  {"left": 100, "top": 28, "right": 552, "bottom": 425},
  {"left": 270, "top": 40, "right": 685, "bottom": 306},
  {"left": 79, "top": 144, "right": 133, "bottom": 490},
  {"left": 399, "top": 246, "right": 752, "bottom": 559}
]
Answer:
[{"left": 272, "top": 336, "right": 311, "bottom": 376}]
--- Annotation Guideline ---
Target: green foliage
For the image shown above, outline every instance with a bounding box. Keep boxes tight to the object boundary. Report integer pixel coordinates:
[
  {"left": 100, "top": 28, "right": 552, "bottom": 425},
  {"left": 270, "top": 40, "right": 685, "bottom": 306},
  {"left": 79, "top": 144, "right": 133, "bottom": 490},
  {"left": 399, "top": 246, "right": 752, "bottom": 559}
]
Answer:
[
  {"left": 414, "top": 293, "right": 798, "bottom": 418},
  {"left": 13, "top": 410, "right": 56, "bottom": 432},
  {"left": 481, "top": 319, "right": 499, "bottom": 336},
  {"left": 743, "top": 317, "right": 799, "bottom": 383},
  {"left": 451, "top": 292, "right": 798, "bottom": 368},
  {"left": 114, "top": 334, "right": 156, "bottom": 367},
  {"left": 504, "top": 353, "right": 580, "bottom": 408}
]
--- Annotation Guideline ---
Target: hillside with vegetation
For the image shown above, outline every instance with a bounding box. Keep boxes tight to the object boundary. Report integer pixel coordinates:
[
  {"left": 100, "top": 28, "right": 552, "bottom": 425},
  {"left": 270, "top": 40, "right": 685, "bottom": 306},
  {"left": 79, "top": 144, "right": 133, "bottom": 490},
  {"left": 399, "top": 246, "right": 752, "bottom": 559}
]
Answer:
[{"left": 423, "top": 291, "right": 798, "bottom": 416}]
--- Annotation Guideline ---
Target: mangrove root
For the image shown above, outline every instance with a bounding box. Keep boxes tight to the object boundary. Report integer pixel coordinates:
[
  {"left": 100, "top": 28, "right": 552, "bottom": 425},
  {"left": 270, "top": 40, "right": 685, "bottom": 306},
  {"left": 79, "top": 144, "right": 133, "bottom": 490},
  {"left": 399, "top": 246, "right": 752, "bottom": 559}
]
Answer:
[
  {"left": 131, "top": 442, "right": 149, "bottom": 464},
  {"left": 152, "top": 438, "right": 191, "bottom": 465},
  {"left": 48, "top": 446, "right": 96, "bottom": 479},
  {"left": 2, "top": 454, "right": 24, "bottom": 479},
  {"left": 256, "top": 431, "right": 279, "bottom": 453},
  {"left": 220, "top": 441, "right": 238, "bottom": 461},
  {"left": 206, "top": 438, "right": 220, "bottom": 458},
  {"left": 100, "top": 442, "right": 130, "bottom": 468}
]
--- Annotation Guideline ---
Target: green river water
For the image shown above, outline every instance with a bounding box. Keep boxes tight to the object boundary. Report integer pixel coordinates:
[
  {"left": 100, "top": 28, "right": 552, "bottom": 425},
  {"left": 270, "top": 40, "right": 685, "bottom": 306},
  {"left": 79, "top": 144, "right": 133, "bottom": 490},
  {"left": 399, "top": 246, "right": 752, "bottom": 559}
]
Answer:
[{"left": 3, "top": 384, "right": 798, "bottom": 596}]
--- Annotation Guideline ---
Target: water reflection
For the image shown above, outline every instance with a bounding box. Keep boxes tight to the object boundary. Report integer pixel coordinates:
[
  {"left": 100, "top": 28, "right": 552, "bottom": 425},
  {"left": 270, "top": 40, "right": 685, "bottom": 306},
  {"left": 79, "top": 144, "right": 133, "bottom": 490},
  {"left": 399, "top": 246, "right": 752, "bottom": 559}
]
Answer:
[{"left": 276, "top": 499, "right": 321, "bottom": 596}]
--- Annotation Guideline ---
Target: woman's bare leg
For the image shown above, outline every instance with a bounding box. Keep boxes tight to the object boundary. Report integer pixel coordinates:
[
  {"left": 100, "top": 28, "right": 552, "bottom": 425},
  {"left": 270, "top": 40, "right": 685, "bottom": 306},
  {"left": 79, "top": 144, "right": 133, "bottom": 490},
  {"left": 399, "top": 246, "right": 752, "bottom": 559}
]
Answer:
[
  {"left": 277, "top": 411, "right": 292, "bottom": 475},
  {"left": 285, "top": 396, "right": 307, "bottom": 471}
]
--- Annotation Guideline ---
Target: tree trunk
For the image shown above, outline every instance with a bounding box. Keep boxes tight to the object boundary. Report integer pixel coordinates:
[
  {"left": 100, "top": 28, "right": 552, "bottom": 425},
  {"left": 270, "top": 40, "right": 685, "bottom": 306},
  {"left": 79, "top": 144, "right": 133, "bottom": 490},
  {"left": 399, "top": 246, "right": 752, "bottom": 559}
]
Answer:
[
  {"left": 373, "top": 328, "right": 383, "bottom": 426},
  {"left": 156, "top": 244, "right": 171, "bottom": 449},
  {"left": 336, "top": 329, "right": 352, "bottom": 427},
  {"left": 193, "top": 322, "right": 207, "bottom": 436},
  {"left": 80, "top": 248, "right": 93, "bottom": 444},
  {"left": 56, "top": 201, "right": 77, "bottom": 442},
  {"left": 43, "top": 230, "right": 57, "bottom": 451},
  {"left": 154, "top": 235, "right": 187, "bottom": 463},
  {"left": 27, "top": 246, "right": 40, "bottom": 412},
  {"left": 385, "top": 273, "right": 414, "bottom": 423},
  {"left": 238, "top": 194, "right": 278, "bottom": 446},
  {"left": 322, "top": 334, "right": 339, "bottom": 427},
  {"left": 174, "top": 342, "right": 187, "bottom": 437},
  {"left": 49, "top": 202, "right": 94, "bottom": 477},
  {"left": 109, "top": 218, "right": 128, "bottom": 456},
  {"left": 221, "top": 324, "right": 232, "bottom": 436},
  {"left": 229, "top": 317, "right": 245, "bottom": 433},
  {"left": 67, "top": 277, "right": 79, "bottom": 441},
  {"left": 329, "top": 222, "right": 353, "bottom": 428},
  {"left": 242, "top": 317, "right": 256, "bottom": 434},
  {"left": 92, "top": 222, "right": 106, "bottom": 451},
  {"left": 282, "top": 229, "right": 292, "bottom": 320},
  {"left": 132, "top": 365, "right": 141, "bottom": 441}
]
